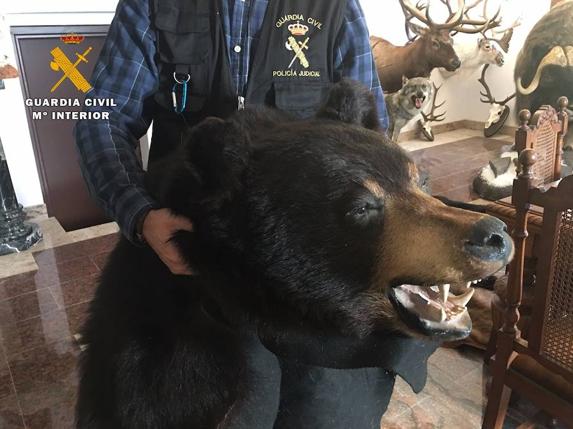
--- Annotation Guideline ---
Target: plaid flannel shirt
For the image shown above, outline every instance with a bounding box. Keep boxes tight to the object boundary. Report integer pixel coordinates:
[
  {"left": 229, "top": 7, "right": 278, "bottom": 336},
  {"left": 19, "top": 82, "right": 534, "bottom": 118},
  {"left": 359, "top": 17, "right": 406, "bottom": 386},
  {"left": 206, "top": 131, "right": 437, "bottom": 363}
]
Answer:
[{"left": 75, "top": 0, "right": 388, "bottom": 242}]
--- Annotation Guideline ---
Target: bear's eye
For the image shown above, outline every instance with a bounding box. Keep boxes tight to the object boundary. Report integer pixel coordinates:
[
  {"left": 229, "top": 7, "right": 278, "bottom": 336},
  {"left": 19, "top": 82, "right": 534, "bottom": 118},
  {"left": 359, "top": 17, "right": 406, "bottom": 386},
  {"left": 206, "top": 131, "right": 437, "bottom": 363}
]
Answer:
[{"left": 346, "top": 201, "right": 384, "bottom": 225}]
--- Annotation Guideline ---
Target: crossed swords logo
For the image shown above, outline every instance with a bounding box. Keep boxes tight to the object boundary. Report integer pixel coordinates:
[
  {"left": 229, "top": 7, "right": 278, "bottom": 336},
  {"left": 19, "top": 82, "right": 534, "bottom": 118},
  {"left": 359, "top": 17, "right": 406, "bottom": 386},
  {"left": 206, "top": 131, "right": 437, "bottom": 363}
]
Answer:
[
  {"left": 286, "top": 36, "right": 310, "bottom": 69},
  {"left": 49, "top": 46, "right": 93, "bottom": 93}
]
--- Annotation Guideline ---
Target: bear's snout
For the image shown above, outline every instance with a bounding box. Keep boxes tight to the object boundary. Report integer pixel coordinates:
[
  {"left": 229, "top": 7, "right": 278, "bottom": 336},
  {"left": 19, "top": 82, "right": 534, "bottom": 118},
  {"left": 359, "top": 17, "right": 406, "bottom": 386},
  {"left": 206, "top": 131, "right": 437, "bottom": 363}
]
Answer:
[{"left": 464, "top": 216, "right": 513, "bottom": 263}]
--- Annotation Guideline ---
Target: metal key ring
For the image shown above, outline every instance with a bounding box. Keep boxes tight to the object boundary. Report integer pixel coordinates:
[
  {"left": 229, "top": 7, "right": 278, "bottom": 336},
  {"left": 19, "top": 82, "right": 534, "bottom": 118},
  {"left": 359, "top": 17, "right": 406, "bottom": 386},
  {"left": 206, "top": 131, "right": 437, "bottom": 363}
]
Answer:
[{"left": 173, "top": 72, "right": 191, "bottom": 84}]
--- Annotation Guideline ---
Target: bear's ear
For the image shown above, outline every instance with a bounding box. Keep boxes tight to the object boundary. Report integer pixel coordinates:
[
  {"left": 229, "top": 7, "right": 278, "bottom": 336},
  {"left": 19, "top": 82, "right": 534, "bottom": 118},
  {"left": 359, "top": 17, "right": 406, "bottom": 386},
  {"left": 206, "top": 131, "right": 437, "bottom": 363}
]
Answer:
[
  {"left": 316, "top": 79, "right": 381, "bottom": 131},
  {"left": 183, "top": 117, "right": 250, "bottom": 199},
  {"left": 150, "top": 117, "right": 250, "bottom": 210}
]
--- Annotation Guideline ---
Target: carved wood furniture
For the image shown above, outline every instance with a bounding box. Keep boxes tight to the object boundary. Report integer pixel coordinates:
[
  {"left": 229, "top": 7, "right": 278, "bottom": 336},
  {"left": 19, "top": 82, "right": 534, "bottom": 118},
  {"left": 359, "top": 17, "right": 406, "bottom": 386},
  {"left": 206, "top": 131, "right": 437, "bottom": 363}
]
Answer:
[
  {"left": 482, "top": 150, "right": 573, "bottom": 428},
  {"left": 485, "top": 98, "right": 569, "bottom": 261}
]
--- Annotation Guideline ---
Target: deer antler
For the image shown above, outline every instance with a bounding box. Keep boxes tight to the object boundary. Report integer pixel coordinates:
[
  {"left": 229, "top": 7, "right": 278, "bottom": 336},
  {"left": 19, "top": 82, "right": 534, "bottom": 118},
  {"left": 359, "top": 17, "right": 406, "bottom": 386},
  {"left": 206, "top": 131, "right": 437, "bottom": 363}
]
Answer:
[
  {"left": 400, "top": 0, "right": 500, "bottom": 36},
  {"left": 402, "top": 0, "right": 428, "bottom": 41},
  {"left": 422, "top": 83, "right": 446, "bottom": 123},
  {"left": 485, "top": 17, "right": 521, "bottom": 53},
  {"left": 399, "top": 0, "right": 465, "bottom": 32},
  {"left": 453, "top": 0, "right": 502, "bottom": 34},
  {"left": 478, "top": 64, "right": 516, "bottom": 105}
]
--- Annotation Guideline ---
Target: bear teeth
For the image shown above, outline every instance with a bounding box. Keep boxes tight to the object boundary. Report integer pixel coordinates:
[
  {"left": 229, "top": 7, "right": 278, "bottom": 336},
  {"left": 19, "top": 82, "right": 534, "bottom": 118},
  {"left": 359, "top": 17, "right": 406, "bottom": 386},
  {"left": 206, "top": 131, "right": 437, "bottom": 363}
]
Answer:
[
  {"left": 449, "top": 288, "right": 475, "bottom": 308},
  {"left": 439, "top": 284, "right": 450, "bottom": 304},
  {"left": 427, "top": 305, "right": 447, "bottom": 323}
]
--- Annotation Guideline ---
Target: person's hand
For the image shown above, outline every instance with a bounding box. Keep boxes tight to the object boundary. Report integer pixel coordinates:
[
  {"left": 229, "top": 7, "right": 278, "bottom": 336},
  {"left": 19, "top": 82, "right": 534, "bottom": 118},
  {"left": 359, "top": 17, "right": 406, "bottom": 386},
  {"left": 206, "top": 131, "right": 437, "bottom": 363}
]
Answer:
[{"left": 142, "top": 208, "right": 194, "bottom": 275}]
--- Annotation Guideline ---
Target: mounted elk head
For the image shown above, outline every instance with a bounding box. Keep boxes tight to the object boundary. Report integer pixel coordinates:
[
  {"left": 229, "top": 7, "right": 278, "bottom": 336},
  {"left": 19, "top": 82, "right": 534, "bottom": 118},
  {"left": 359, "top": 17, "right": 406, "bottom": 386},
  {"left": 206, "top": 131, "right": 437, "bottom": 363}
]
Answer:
[
  {"left": 371, "top": 0, "right": 501, "bottom": 93},
  {"left": 401, "top": 0, "right": 468, "bottom": 72}
]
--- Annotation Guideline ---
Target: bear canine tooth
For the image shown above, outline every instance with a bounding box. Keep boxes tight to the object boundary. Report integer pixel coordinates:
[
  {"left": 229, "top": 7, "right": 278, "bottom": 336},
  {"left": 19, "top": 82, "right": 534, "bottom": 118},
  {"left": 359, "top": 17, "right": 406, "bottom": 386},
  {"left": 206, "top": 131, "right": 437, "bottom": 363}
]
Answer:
[
  {"left": 439, "top": 284, "right": 450, "bottom": 303},
  {"left": 466, "top": 281, "right": 472, "bottom": 289},
  {"left": 440, "top": 308, "right": 447, "bottom": 322},
  {"left": 450, "top": 288, "right": 475, "bottom": 307}
]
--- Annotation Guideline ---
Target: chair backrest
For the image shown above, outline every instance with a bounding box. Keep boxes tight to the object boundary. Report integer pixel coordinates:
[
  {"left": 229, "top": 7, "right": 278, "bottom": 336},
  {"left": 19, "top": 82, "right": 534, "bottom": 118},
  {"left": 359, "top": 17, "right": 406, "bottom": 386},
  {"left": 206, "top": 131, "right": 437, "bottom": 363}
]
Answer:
[
  {"left": 515, "top": 97, "right": 569, "bottom": 186},
  {"left": 506, "top": 148, "right": 573, "bottom": 385}
]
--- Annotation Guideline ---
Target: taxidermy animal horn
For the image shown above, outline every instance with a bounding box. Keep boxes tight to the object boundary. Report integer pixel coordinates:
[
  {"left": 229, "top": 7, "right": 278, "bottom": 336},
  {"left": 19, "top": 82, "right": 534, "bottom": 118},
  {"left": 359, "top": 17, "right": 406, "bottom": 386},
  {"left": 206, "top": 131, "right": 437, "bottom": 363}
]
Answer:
[{"left": 517, "top": 46, "right": 573, "bottom": 95}]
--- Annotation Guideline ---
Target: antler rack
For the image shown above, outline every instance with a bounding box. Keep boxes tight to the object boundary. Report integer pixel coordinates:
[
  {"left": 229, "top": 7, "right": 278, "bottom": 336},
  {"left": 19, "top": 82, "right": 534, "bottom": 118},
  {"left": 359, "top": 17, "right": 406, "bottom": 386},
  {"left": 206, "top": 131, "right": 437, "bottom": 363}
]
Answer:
[
  {"left": 422, "top": 83, "right": 447, "bottom": 123},
  {"left": 400, "top": 0, "right": 501, "bottom": 40},
  {"left": 478, "top": 64, "right": 516, "bottom": 105}
]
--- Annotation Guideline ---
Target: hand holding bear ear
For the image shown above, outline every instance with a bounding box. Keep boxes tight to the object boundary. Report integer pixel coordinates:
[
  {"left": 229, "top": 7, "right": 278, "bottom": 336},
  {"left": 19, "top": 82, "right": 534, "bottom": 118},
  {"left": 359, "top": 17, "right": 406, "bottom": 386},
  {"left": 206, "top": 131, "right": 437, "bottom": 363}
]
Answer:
[{"left": 142, "top": 208, "right": 194, "bottom": 275}]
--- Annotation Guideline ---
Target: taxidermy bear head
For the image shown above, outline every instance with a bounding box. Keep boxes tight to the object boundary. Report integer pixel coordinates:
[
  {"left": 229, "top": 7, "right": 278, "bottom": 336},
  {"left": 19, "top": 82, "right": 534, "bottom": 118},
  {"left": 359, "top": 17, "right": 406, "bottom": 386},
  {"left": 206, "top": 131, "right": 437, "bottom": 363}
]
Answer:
[{"left": 151, "top": 80, "right": 514, "bottom": 342}]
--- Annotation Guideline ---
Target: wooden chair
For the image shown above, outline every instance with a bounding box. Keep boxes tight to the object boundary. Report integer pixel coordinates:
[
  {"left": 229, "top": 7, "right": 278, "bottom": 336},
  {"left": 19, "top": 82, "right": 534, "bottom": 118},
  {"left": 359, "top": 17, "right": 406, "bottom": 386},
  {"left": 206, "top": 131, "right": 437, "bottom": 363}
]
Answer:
[
  {"left": 515, "top": 98, "right": 569, "bottom": 186},
  {"left": 486, "top": 97, "right": 569, "bottom": 227},
  {"left": 484, "top": 99, "right": 570, "bottom": 357},
  {"left": 482, "top": 149, "right": 573, "bottom": 428}
]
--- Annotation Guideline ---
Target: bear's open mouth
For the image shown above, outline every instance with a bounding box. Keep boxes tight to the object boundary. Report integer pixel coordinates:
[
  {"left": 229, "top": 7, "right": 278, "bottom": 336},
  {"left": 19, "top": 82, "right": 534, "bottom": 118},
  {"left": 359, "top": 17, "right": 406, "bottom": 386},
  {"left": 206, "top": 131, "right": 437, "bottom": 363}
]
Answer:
[{"left": 389, "top": 281, "right": 480, "bottom": 341}]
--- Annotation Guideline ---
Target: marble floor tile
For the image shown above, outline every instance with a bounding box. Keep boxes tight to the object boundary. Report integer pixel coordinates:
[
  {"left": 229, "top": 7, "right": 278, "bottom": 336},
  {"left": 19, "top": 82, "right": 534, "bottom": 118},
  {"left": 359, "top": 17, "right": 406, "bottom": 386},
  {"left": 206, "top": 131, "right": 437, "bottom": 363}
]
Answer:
[
  {"left": 34, "top": 238, "right": 110, "bottom": 267},
  {"left": 382, "top": 378, "right": 431, "bottom": 424},
  {"left": 0, "top": 252, "right": 38, "bottom": 280},
  {"left": 0, "top": 347, "right": 16, "bottom": 400},
  {"left": 49, "top": 274, "right": 99, "bottom": 309},
  {"left": 18, "top": 381, "right": 77, "bottom": 429},
  {"left": 33, "top": 256, "right": 100, "bottom": 291},
  {"left": 33, "top": 234, "right": 118, "bottom": 268},
  {"left": 1, "top": 308, "right": 75, "bottom": 359},
  {"left": 0, "top": 272, "right": 38, "bottom": 302},
  {"left": 0, "top": 395, "right": 25, "bottom": 429},
  {"left": 7, "top": 340, "right": 80, "bottom": 397},
  {"left": 91, "top": 251, "right": 111, "bottom": 271},
  {"left": 0, "top": 289, "right": 59, "bottom": 328},
  {"left": 65, "top": 222, "right": 119, "bottom": 243}
]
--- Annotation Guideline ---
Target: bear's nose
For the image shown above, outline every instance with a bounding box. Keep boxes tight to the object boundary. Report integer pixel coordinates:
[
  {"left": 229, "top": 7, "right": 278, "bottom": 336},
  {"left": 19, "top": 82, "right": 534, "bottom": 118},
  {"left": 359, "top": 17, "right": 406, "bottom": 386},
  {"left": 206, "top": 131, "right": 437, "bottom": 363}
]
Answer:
[
  {"left": 465, "top": 217, "right": 512, "bottom": 262},
  {"left": 450, "top": 59, "right": 461, "bottom": 69}
]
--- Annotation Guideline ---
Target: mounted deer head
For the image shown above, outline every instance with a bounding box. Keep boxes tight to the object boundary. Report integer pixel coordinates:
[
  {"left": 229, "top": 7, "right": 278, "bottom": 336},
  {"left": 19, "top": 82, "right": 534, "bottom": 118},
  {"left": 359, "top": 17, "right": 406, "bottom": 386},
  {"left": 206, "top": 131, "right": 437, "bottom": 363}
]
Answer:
[
  {"left": 477, "top": 18, "right": 520, "bottom": 68},
  {"left": 479, "top": 64, "right": 515, "bottom": 128},
  {"left": 476, "top": 38, "right": 504, "bottom": 67},
  {"left": 400, "top": 0, "right": 501, "bottom": 72},
  {"left": 371, "top": 0, "right": 501, "bottom": 93}
]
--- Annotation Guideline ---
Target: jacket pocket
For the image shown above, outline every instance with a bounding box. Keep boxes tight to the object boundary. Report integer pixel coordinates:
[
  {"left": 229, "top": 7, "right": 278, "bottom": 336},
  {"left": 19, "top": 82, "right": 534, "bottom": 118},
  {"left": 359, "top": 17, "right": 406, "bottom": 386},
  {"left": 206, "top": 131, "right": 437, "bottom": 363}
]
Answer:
[
  {"left": 274, "top": 81, "right": 330, "bottom": 119},
  {"left": 154, "top": 5, "right": 211, "bottom": 66}
]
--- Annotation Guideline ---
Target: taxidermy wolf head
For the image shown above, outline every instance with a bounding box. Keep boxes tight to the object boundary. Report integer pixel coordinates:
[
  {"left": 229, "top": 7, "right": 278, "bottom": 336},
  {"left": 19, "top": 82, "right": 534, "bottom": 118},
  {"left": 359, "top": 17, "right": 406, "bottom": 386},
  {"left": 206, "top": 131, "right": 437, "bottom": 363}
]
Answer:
[{"left": 385, "top": 77, "right": 433, "bottom": 142}]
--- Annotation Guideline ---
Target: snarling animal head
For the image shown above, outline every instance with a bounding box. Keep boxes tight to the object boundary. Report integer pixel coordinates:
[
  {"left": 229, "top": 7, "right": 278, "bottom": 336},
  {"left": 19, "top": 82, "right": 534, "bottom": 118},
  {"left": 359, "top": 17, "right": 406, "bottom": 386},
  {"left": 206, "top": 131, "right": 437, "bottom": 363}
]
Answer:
[
  {"left": 157, "top": 81, "right": 514, "bottom": 342},
  {"left": 399, "top": 76, "right": 433, "bottom": 111}
]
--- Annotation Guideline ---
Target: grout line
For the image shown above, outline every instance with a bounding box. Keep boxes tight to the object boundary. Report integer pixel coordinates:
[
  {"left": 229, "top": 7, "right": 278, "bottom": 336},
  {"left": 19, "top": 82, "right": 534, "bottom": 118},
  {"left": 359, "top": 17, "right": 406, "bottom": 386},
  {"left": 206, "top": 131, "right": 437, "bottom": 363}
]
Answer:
[
  {"left": 0, "top": 342, "right": 26, "bottom": 427},
  {"left": 0, "top": 286, "right": 52, "bottom": 305}
]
